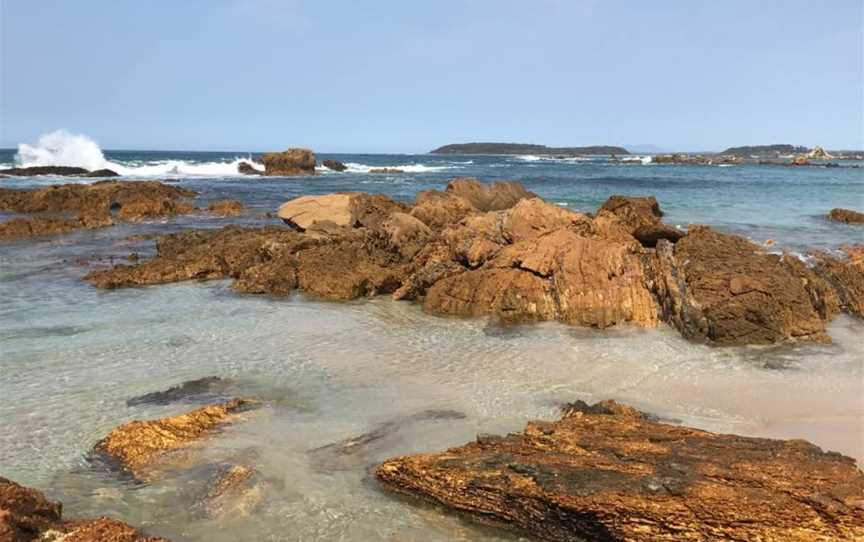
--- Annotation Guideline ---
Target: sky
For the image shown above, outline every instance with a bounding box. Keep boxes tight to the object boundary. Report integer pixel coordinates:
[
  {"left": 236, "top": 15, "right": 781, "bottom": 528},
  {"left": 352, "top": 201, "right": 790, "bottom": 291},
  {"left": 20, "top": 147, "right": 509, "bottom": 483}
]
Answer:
[{"left": 1, "top": 0, "right": 862, "bottom": 153}]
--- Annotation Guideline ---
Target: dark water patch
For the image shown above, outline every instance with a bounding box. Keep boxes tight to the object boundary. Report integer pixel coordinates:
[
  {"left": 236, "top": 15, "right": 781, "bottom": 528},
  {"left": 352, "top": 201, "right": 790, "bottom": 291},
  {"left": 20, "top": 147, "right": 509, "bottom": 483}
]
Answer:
[
  {"left": 0, "top": 324, "right": 94, "bottom": 341},
  {"left": 127, "top": 376, "right": 231, "bottom": 407}
]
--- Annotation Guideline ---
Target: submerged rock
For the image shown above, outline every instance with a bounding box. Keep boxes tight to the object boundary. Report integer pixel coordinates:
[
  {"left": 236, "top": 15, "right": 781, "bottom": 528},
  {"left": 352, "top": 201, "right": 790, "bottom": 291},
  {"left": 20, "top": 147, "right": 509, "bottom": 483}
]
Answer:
[
  {"left": 322, "top": 159, "right": 347, "bottom": 172},
  {"left": 261, "top": 148, "right": 316, "bottom": 176},
  {"left": 828, "top": 208, "right": 864, "bottom": 224},
  {"left": 93, "top": 398, "right": 258, "bottom": 478},
  {"left": 126, "top": 376, "right": 231, "bottom": 407},
  {"left": 368, "top": 168, "right": 404, "bottom": 174},
  {"left": 85, "top": 168, "right": 120, "bottom": 178},
  {"left": 196, "top": 464, "right": 265, "bottom": 521},
  {"left": 0, "top": 165, "right": 91, "bottom": 176},
  {"left": 646, "top": 226, "right": 837, "bottom": 344},
  {"left": 375, "top": 399, "right": 864, "bottom": 542},
  {"left": 0, "top": 181, "right": 197, "bottom": 241},
  {"left": 207, "top": 199, "right": 245, "bottom": 217},
  {"left": 0, "top": 476, "right": 168, "bottom": 541}
]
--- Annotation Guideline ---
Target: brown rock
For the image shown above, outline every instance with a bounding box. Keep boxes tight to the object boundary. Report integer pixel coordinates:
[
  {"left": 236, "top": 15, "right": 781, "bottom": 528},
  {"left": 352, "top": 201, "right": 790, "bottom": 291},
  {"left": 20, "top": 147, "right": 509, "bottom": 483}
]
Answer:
[
  {"left": 409, "top": 190, "right": 476, "bottom": 229},
  {"left": 237, "top": 161, "right": 262, "bottom": 175},
  {"left": 0, "top": 166, "right": 90, "bottom": 176},
  {"left": 295, "top": 240, "right": 406, "bottom": 300},
  {"left": 260, "top": 148, "right": 316, "bottom": 176},
  {"left": 322, "top": 159, "right": 347, "bottom": 172},
  {"left": 375, "top": 400, "right": 864, "bottom": 542},
  {"left": 380, "top": 212, "right": 433, "bottom": 260},
  {"left": 444, "top": 177, "right": 536, "bottom": 211},
  {"left": 207, "top": 199, "right": 245, "bottom": 217},
  {"left": 0, "top": 476, "right": 168, "bottom": 542},
  {"left": 599, "top": 195, "right": 684, "bottom": 247},
  {"left": 197, "top": 464, "right": 264, "bottom": 520},
  {"left": 647, "top": 226, "right": 833, "bottom": 344},
  {"left": 93, "top": 398, "right": 257, "bottom": 478},
  {"left": 828, "top": 208, "right": 864, "bottom": 224},
  {"left": 277, "top": 193, "right": 406, "bottom": 231},
  {"left": 812, "top": 245, "right": 864, "bottom": 318}
]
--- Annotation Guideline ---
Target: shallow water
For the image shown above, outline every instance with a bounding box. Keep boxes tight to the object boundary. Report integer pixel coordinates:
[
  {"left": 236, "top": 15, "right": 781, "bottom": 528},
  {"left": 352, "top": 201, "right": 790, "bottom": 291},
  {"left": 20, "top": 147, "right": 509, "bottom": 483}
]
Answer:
[{"left": 1, "top": 152, "right": 863, "bottom": 541}]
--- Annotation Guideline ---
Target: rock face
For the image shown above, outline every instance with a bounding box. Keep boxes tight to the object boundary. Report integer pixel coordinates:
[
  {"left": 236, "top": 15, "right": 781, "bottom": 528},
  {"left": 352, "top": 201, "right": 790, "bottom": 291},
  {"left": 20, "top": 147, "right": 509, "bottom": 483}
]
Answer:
[
  {"left": 93, "top": 398, "right": 257, "bottom": 478},
  {"left": 813, "top": 245, "right": 864, "bottom": 318},
  {"left": 260, "top": 148, "right": 316, "bottom": 176},
  {"left": 0, "top": 181, "right": 197, "bottom": 241},
  {"left": 207, "top": 199, "right": 245, "bottom": 217},
  {"left": 828, "top": 208, "right": 864, "bottom": 224},
  {"left": 322, "top": 159, "right": 347, "bottom": 172},
  {"left": 599, "top": 195, "right": 684, "bottom": 247},
  {"left": 444, "top": 177, "right": 536, "bottom": 212},
  {"left": 375, "top": 400, "right": 864, "bottom": 542},
  {"left": 647, "top": 226, "right": 837, "bottom": 344},
  {"left": 0, "top": 476, "right": 168, "bottom": 541}
]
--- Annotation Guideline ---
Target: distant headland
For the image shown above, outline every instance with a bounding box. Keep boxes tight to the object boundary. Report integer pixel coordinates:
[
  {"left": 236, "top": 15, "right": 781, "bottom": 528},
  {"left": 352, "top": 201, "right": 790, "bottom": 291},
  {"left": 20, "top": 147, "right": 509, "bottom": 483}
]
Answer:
[{"left": 430, "top": 142, "right": 630, "bottom": 156}]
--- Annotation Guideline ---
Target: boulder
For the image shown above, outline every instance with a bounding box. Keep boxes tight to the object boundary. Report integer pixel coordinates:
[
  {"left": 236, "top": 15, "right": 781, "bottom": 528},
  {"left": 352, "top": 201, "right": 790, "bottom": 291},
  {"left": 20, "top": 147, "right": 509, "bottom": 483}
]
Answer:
[
  {"left": 409, "top": 190, "right": 476, "bottom": 229},
  {"left": 791, "top": 155, "right": 810, "bottom": 166},
  {"left": 207, "top": 199, "right": 245, "bottom": 217},
  {"left": 85, "top": 168, "right": 120, "bottom": 177},
  {"left": 647, "top": 226, "right": 834, "bottom": 344},
  {"left": 828, "top": 208, "right": 864, "bottom": 224},
  {"left": 92, "top": 398, "right": 257, "bottom": 479},
  {"left": 322, "top": 159, "right": 347, "bottom": 172},
  {"left": 812, "top": 245, "right": 864, "bottom": 318},
  {"left": 376, "top": 400, "right": 864, "bottom": 542},
  {"left": 598, "top": 195, "right": 684, "bottom": 247},
  {"left": 237, "top": 161, "right": 262, "bottom": 175},
  {"left": 277, "top": 193, "right": 406, "bottom": 231},
  {"left": 0, "top": 476, "right": 168, "bottom": 541},
  {"left": 380, "top": 212, "right": 433, "bottom": 259},
  {"left": 444, "top": 177, "right": 536, "bottom": 211},
  {"left": 260, "top": 148, "right": 316, "bottom": 176}
]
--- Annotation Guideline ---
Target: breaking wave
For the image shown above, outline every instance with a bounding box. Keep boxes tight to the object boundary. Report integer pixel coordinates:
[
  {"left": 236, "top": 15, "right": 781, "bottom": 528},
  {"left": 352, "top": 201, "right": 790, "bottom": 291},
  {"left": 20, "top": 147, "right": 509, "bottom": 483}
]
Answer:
[{"left": 342, "top": 162, "right": 462, "bottom": 173}]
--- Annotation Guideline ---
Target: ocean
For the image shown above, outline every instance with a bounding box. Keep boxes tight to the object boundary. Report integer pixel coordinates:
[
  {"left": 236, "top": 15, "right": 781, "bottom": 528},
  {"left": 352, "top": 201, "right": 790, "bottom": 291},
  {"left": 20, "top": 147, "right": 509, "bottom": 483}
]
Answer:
[{"left": 1, "top": 140, "right": 863, "bottom": 541}]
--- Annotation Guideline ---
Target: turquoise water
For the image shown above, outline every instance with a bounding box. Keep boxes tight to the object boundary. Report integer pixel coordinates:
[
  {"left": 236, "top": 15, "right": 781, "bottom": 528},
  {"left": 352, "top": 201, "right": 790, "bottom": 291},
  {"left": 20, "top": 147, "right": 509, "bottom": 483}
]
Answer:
[{"left": 1, "top": 149, "right": 863, "bottom": 541}]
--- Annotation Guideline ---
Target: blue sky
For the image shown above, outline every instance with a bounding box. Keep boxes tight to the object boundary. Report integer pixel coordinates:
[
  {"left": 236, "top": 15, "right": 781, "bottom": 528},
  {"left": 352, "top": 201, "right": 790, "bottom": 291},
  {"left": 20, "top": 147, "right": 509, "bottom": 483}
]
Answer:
[{"left": 1, "top": 0, "right": 862, "bottom": 152}]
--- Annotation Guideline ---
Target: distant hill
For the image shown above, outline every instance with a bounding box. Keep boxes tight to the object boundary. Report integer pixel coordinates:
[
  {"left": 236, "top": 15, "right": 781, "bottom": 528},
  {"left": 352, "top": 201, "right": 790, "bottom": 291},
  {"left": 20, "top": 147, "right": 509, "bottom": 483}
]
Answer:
[
  {"left": 430, "top": 142, "right": 630, "bottom": 155},
  {"left": 721, "top": 144, "right": 807, "bottom": 157}
]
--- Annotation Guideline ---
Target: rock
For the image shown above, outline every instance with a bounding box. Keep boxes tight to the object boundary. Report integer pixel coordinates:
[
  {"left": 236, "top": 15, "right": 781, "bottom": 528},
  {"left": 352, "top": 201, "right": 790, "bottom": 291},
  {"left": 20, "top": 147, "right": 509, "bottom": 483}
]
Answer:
[
  {"left": 812, "top": 245, "right": 864, "bottom": 318},
  {"left": 0, "top": 476, "right": 168, "bottom": 541},
  {"left": 444, "top": 177, "right": 536, "bottom": 211},
  {"left": 375, "top": 399, "right": 864, "bottom": 542},
  {"left": 599, "top": 195, "right": 684, "bottom": 247},
  {"left": 647, "top": 226, "right": 835, "bottom": 344},
  {"left": 85, "top": 168, "right": 120, "bottom": 177},
  {"left": 294, "top": 240, "right": 406, "bottom": 300},
  {"left": 322, "top": 159, "right": 347, "bottom": 172},
  {"left": 808, "top": 146, "right": 834, "bottom": 160},
  {"left": 277, "top": 193, "right": 406, "bottom": 231},
  {"left": 207, "top": 199, "right": 245, "bottom": 217},
  {"left": 0, "top": 181, "right": 197, "bottom": 241},
  {"left": 0, "top": 166, "right": 90, "bottom": 176},
  {"left": 380, "top": 212, "right": 433, "bottom": 259},
  {"left": 197, "top": 464, "right": 264, "bottom": 521},
  {"left": 126, "top": 376, "right": 230, "bottom": 407},
  {"left": 368, "top": 168, "right": 404, "bottom": 174},
  {"left": 828, "top": 208, "right": 864, "bottom": 224},
  {"left": 260, "top": 148, "right": 316, "bottom": 176},
  {"left": 237, "top": 161, "right": 262, "bottom": 175},
  {"left": 409, "top": 190, "right": 476, "bottom": 229},
  {"left": 791, "top": 155, "right": 810, "bottom": 166},
  {"left": 92, "top": 398, "right": 258, "bottom": 479}
]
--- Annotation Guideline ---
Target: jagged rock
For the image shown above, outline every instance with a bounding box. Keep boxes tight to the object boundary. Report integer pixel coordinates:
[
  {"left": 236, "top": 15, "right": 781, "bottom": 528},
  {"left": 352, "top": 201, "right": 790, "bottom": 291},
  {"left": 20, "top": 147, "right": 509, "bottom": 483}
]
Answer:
[
  {"left": 813, "top": 245, "right": 864, "bottom": 318},
  {"left": 0, "top": 476, "right": 168, "bottom": 541},
  {"left": 322, "top": 159, "right": 347, "bottom": 172},
  {"left": 647, "top": 226, "right": 835, "bottom": 344},
  {"left": 828, "top": 208, "right": 864, "bottom": 224},
  {"left": 126, "top": 377, "right": 230, "bottom": 407},
  {"left": 409, "top": 190, "right": 476, "bottom": 230},
  {"left": 379, "top": 212, "right": 433, "bottom": 260},
  {"left": 260, "top": 148, "right": 316, "bottom": 176},
  {"left": 808, "top": 146, "right": 835, "bottom": 160},
  {"left": 444, "top": 177, "right": 536, "bottom": 211},
  {"left": 791, "top": 155, "right": 810, "bottom": 166},
  {"left": 277, "top": 193, "right": 407, "bottom": 231},
  {"left": 294, "top": 240, "right": 406, "bottom": 300},
  {"left": 375, "top": 399, "right": 864, "bottom": 542},
  {"left": 368, "top": 168, "right": 404, "bottom": 174},
  {"left": 207, "top": 199, "right": 245, "bottom": 217},
  {"left": 0, "top": 165, "right": 90, "bottom": 176},
  {"left": 599, "top": 195, "right": 684, "bottom": 247},
  {"left": 237, "top": 161, "right": 262, "bottom": 175},
  {"left": 0, "top": 181, "right": 197, "bottom": 240},
  {"left": 92, "top": 398, "right": 258, "bottom": 479},
  {"left": 85, "top": 168, "right": 120, "bottom": 177}
]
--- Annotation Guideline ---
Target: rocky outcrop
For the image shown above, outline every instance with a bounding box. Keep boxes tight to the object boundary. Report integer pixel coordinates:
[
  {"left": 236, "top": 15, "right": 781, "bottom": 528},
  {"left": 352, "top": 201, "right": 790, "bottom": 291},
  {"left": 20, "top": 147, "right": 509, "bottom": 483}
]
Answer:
[
  {"left": 85, "top": 168, "right": 120, "bottom": 177},
  {"left": 812, "top": 245, "right": 864, "bottom": 318},
  {"left": 277, "top": 193, "right": 408, "bottom": 231},
  {"left": 828, "top": 208, "right": 864, "bottom": 224},
  {"left": 808, "top": 146, "right": 834, "bottom": 160},
  {"left": 92, "top": 398, "right": 257, "bottom": 479},
  {"left": 237, "top": 161, "right": 262, "bottom": 175},
  {"left": 651, "top": 154, "right": 743, "bottom": 165},
  {"left": 0, "top": 476, "right": 168, "bottom": 541},
  {"left": 0, "top": 181, "right": 197, "bottom": 241},
  {"left": 260, "top": 148, "right": 316, "bottom": 176},
  {"left": 0, "top": 166, "right": 91, "bottom": 176},
  {"left": 444, "top": 177, "right": 536, "bottom": 212},
  {"left": 599, "top": 195, "right": 684, "bottom": 247},
  {"left": 207, "top": 199, "right": 245, "bottom": 217},
  {"left": 646, "top": 226, "right": 837, "bottom": 344},
  {"left": 322, "top": 159, "right": 347, "bottom": 172},
  {"left": 375, "top": 399, "right": 864, "bottom": 542}
]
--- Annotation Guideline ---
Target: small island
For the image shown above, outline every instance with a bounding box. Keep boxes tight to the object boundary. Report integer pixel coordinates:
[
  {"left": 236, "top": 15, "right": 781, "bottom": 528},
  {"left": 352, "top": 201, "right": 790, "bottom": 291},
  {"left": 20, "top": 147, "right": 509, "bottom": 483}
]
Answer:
[{"left": 430, "top": 142, "right": 630, "bottom": 156}]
